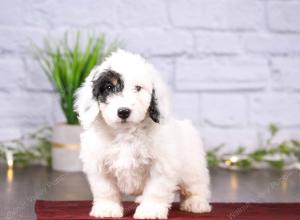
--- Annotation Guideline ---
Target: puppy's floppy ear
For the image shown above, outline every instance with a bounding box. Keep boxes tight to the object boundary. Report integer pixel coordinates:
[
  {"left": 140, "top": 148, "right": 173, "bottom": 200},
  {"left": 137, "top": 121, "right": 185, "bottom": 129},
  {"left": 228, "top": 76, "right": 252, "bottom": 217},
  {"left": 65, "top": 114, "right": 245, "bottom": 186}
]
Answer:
[
  {"left": 148, "top": 75, "right": 170, "bottom": 123},
  {"left": 149, "top": 89, "right": 160, "bottom": 123},
  {"left": 74, "top": 68, "right": 100, "bottom": 129}
]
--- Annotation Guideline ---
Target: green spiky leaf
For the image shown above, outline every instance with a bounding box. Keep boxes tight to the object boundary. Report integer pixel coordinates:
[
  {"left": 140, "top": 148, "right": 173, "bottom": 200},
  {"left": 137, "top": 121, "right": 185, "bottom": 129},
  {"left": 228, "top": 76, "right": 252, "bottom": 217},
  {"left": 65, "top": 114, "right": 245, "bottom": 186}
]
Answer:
[{"left": 33, "top": 31, "right": 121, "bottom": 124}]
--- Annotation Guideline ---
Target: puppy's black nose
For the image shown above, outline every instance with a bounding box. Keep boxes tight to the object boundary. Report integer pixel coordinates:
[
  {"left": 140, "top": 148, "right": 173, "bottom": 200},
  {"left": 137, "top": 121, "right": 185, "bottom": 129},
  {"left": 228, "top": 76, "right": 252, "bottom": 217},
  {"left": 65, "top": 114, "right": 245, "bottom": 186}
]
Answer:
[{"left": 117, "top": 108, "right": 131, "bottom": 120}]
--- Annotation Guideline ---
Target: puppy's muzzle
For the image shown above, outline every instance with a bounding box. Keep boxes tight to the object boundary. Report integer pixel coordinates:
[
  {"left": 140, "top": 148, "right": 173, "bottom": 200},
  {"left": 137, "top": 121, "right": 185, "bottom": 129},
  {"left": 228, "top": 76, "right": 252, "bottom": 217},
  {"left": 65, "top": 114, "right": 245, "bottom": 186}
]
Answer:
[{"left": 118, "top": 108, "right": 131, "bottom": 120}]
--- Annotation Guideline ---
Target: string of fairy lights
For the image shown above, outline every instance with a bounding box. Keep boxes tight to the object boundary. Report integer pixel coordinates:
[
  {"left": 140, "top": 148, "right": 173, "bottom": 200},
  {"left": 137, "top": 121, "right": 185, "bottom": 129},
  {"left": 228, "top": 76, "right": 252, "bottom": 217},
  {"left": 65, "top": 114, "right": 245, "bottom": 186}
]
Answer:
[{"left": 207, "top": 124, "right": 300, "bottom": 170}]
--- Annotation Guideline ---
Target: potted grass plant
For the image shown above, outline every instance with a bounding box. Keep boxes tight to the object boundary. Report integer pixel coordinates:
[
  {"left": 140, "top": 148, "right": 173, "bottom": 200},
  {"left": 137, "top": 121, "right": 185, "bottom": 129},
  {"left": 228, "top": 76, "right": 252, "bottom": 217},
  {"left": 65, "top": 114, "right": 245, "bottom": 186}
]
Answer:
[{"left": 34, "top": 32, "right": 119, "bottom": 171}]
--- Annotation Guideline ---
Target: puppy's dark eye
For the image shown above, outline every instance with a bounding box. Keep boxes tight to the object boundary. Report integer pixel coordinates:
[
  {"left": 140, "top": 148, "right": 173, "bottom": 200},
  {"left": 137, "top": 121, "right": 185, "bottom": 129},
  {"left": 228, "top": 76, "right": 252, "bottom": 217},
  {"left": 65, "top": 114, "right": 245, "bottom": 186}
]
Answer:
[{"left": 135, "top": 85, "right": 142, "bottom": 92}]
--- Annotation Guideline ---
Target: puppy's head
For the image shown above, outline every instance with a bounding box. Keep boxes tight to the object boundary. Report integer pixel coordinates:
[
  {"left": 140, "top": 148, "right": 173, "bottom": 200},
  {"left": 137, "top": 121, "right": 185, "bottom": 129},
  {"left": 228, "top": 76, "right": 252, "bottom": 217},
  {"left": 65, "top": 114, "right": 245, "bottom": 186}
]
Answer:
[
  {"left": 75, "top": 50, "right": 169, "bottom": 129},
  {"left": 92, "top": 68, "right": 156, "bottom": 128}
]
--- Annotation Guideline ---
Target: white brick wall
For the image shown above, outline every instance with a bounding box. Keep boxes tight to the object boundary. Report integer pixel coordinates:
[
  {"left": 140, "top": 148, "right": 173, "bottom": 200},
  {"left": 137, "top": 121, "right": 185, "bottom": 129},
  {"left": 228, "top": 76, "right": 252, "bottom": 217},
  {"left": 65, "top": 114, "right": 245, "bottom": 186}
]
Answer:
[
  {"left": 267, "top": 1, "right": 300, "bottom": 32},
  {"left": 175, "top": 57, "right": 269, "bottom": 90},
  {"left": 271, "top": 58, "right": 300, "bottom": 91},
  {"left": 0, "top": 0, "right": 299, "bottom": 150},
  {"left": 202, "top": 94, "right": 247, "bottom": 128},
  {"left": 169, "top": 0, "right": 265, "bottom": 30}
]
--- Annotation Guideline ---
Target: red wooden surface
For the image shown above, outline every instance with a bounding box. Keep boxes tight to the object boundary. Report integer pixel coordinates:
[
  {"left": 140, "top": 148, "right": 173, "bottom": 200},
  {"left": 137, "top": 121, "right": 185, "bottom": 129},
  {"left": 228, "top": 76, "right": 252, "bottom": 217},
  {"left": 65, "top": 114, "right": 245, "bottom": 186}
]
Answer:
[{"left": 35, "top": 200, "right": 300, "bottom": 220}]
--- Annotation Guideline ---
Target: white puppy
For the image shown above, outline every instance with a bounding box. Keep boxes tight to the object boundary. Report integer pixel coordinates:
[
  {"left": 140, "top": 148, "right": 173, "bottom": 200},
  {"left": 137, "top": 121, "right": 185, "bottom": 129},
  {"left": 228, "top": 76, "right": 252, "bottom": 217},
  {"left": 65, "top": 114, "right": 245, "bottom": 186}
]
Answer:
[{"left": 74, "top": 50, "right": 211, "bottom": 219}]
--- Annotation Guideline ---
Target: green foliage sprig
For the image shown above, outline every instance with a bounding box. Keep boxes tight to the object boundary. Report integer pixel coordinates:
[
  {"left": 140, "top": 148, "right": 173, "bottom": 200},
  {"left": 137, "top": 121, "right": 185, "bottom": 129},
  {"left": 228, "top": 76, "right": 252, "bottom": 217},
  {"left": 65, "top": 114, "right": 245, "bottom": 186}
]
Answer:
[
  {"left": 207, "top": 124, "right": 300, "bottom": 170},
  {"left": 33, "top": 32, "right": 120, "bottom": 124},
  {"left": 0, "top": 127, "right": 51, "bottom": 167}
]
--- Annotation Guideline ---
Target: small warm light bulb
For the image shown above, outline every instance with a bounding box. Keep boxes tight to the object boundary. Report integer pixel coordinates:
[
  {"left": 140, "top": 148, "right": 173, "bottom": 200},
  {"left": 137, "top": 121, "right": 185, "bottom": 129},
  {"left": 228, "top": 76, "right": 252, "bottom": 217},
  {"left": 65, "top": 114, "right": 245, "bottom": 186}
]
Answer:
[
  {"left": 5, "top": 150, "right": 14, "bottom": 168},
  {"left": 7, "top": 158, "right": 13, "bottom": 168},
  {"left": 7, "top": 167, "right": 14, "bottom": 183},
  {"left": 5, "top": 150, "right": 14, "bottom": 183},
  {"left": 225, "top": 160, "right": 232, "bottom": 166},
  {"left": 230, "top": 156, "right": 239, "bottom": 163}
]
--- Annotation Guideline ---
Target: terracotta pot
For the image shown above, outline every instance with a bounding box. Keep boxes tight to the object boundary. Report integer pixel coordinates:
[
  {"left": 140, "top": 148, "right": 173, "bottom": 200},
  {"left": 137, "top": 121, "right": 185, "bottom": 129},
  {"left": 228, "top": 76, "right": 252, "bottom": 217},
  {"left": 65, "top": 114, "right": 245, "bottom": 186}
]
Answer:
[{"left": 51, "top": 123, "right": 82, "bottom": 172}]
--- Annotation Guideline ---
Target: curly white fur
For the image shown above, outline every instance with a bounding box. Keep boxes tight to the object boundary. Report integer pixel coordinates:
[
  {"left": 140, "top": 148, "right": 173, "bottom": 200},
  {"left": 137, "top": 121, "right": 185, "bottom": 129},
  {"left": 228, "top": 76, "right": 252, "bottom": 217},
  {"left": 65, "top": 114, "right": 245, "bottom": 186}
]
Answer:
[{"left": 74, "top": 50, "right": 211, "bottom": 219}]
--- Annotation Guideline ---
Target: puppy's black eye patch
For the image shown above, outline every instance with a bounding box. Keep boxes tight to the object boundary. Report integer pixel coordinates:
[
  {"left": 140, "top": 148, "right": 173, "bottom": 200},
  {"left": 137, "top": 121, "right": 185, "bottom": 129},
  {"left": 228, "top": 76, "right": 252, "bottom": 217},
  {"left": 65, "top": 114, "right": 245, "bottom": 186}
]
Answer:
[
  {"left": 104, "top": 84, "right": 113, "bottom": 92},
  {"left": 92, "top": 70, "right": 124, "bottom": 103}
]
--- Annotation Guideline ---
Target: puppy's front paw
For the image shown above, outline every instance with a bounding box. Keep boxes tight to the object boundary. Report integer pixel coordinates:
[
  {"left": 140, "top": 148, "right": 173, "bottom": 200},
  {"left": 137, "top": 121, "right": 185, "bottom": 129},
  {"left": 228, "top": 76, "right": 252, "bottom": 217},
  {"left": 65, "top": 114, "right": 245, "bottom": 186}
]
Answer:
[
  {"left": 134, "top": 202, "right": 169, "bottom": 219},
  {"left": 90, "top": 200, "right": 123, "bottom": 218},
  {"left": 180, "top": 196, "right": 211, "bottom": 213}
]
